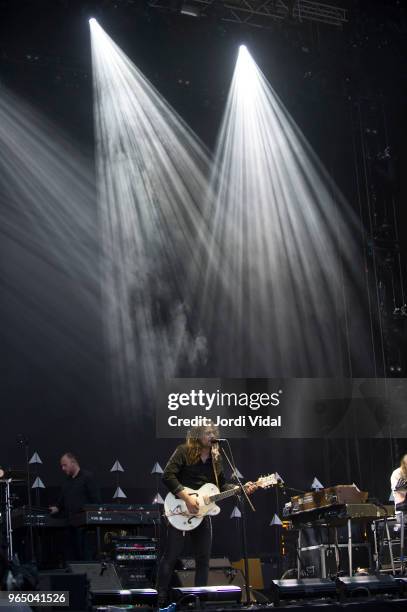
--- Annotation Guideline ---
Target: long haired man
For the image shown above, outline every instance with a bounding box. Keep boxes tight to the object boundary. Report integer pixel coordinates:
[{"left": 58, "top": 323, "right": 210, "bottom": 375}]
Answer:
[{"left": 157, "top": 423, "right": 255, "bottom": 607}]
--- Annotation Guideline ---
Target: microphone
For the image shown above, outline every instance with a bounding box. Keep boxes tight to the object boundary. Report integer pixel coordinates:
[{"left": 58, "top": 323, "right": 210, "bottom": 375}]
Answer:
[{"left": 210, "top": 438, "right": 227, "bottom": 443}]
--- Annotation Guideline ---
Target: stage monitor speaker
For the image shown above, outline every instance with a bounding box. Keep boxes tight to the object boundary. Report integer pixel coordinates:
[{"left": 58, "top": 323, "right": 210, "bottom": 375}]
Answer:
[
  {"left": 270, "top": 578, "right": 337, "bottom": 606},
  {"left": 180, "top": 557, "right": 232, "bottom": 569},
  {"left": 45, "top": 572, "right": 90, "bottom": 611},
  {"left": 336, "top": 574, "right": 403, "bottom": 599},
  {"left": 91, "top": 588, "right": 157, "bottom": 607},
  {"left": 171, "top": 585, "right": 241, "bottom": 607},
  {"left": 174, "top": 567, "right": 245, "bottom": 591},
  {"left": 68, "top": 562, "right": 158, "bottom": 607},
  {"left": 69, "top": 562, "right": 122, "bottom": 591},
  {"left": 396, "top": 577, "right": 407, "bottom": 596}
]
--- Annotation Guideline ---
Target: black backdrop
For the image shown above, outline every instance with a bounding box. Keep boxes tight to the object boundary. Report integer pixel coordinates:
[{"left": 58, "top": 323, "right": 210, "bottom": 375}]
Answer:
[{"left": 0, "top": 0, "right": 406, "bottom": 561}]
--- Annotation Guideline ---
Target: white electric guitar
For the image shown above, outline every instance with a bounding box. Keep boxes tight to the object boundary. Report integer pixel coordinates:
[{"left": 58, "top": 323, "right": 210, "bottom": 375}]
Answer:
[{"left": 164, "top": 473, "right": 279, "bottom": 531}]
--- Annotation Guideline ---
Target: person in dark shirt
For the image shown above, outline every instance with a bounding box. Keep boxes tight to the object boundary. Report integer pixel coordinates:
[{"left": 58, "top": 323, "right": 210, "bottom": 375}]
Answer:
[
  {"left": 49, "top": 452, "right": 100, "bottom": 561},
  {"left": 157, "top": 424, "right": 256, "bottom": 607}
]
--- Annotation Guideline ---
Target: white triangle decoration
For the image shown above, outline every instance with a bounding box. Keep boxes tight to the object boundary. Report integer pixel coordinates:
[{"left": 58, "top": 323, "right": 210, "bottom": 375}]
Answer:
[
  {"left": 151, "top": 462, "right": 164, "bottom": 474},
  {"left": 270, "top": 514, "right": 283, "bottom": 526},
  {"left": 29, "top": 452, "right": 43, "bottom": 465},
  {"left": 230, "top": 506, "right": 242, "bottom": 518},
  {"left": 32, "top": 477, "right": 45, "bottom": 489},
  {"left": 230, "top": 468, "right": 243, "bottom": 480},
  {"left": 389, "top": 491, "right": 394, "bottom": 502},
  {"left": 153, "top": 493, "right": 164, "bottom": 505},
  {"left": 110, "top": 460, "right": 124, "bottom": 473},
  {"left": 311, "top": 477, "right": 324, "bottom": 490},
  {"left": 274, "top": 472, "right": 284, "bottom": 484},
  {"left": 113, "top": 486, "right": 127, "bottom": 499}
]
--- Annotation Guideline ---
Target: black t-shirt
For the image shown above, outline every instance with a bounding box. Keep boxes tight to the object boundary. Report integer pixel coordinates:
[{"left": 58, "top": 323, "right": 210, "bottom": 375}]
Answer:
[
  {"left": 162, "top": 444, "right": 232, "bottom": 495},
  {"left": 57, "top": 469, "right": 100, "bottom": 520}
]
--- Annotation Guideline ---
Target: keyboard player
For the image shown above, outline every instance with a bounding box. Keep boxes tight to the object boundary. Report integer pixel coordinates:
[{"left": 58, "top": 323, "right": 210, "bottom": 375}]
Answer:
[
  {"left": 49, "top": 452, "right": 100, "bottom": 561},
  {"left": 390, "top": 453, "right": 407, "bottom": 512}
]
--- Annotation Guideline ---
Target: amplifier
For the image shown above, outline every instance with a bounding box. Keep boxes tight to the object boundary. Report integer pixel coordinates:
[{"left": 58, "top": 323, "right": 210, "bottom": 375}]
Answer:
[
  {"left": 299, "top": 543, "right": 372, "bottom": 578},
  {"left": 296, "top": 524, "right": 365, "bottom": 546},
  {"left": 232, "top": 558, "right": 264, "bottom": 590},
  {"left": 69, "top": 561, "right": 155, "bottom": 590},
  {"left": 116, "top": 565, "right": 154, "bottom": 588},
  {"left": 68, "top": 563, "right": 158, "bottom": 605},
  {"left": 109, "top": 536, "right": 158, "bottom": 588},
  {"left": 69, "top": 562, "right": 122, "bottom": 591},
  {"left": 179, "top": 557, "right": 232, "bottom": 570},
  {"left": 111, "top": 536, "right": 158, "bottom": 563},
  {"left": 40, "top": 571, "right": 89, "bottom": 610}
]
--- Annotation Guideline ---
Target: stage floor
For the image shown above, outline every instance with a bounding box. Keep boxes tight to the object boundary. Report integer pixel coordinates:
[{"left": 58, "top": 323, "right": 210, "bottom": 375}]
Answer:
[{"left": 92, "top": 599, "right": 407, "bottom": 611}]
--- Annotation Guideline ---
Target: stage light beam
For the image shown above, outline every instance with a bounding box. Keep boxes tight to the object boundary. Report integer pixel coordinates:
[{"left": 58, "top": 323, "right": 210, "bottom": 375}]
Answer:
[
  {"left": 90, "top": 22, "right": 215, "bottom": 415},
  {"left": 0, "top": 88, "right": 100, "bottom": 392},
  {"left": 197, "top": 45, "right": 373, "bottom": 377}
]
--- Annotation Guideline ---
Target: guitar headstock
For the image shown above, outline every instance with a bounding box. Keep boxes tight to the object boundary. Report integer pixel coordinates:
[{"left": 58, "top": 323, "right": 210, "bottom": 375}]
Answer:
[{"left": 256, "top": 473, "right": 282, "bottom": 489}]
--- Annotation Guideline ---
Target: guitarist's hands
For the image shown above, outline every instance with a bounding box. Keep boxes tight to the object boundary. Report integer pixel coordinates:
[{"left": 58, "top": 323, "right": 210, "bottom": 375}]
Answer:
[
  {"left": 185, "top": 497, "right": 200, "bottom": 514},
  {"left": 179, "top": 490, "right": 200, "bottom": 514},
  {"left": 245, "top": 481, "right": 258, "bottom": 495}
]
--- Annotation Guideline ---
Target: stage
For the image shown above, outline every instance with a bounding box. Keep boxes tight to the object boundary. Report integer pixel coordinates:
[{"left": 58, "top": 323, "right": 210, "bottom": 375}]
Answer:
[{"left": 1, "top": 1, "right": 407, "bottom": 610}]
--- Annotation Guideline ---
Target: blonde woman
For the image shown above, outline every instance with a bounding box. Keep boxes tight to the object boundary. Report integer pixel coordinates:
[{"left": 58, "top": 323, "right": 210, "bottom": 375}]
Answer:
[{"left": 390, "top": 453, "right": 407, "bottom": 510}]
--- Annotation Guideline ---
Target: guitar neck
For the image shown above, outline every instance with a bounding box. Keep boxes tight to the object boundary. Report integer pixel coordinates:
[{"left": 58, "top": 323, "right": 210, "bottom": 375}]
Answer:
[
  {"left": 206, "top": 474, "right": 276, "bottom": 504},
  {"left": 209, "top": 486, "right": 239, "bottom": 503}
]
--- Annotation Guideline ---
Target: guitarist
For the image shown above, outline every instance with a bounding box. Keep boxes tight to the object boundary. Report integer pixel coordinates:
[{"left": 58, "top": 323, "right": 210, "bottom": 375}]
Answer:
[{"left": 157, "top": 423, "right": 257, "bottom": 608}]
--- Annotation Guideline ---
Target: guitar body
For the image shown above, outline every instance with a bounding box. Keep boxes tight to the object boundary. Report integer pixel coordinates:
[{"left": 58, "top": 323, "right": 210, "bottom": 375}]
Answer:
[{"left": 164, "top": 483, "right": 221, "bottom": 531}]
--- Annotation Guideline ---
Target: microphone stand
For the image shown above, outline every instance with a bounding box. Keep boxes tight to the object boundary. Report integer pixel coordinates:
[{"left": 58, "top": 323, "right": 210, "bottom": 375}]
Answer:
[
  {"left": 17, "top": 435, "right": 35, "bottom": 563},
  {"left": 218, "top": 440, "right": 255, "bottom": 606}
]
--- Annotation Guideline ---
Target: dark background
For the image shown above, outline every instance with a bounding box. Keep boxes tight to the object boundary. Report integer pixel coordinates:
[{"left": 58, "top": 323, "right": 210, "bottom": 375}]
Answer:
[{"left": 0, "top": 0, "right": 406, "bottom": 559}]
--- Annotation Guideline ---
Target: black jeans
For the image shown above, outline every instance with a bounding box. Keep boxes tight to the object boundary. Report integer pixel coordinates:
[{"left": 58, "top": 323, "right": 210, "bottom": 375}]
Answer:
[{"left": 157, "top": 517, "right": 212, "bottom": 601}]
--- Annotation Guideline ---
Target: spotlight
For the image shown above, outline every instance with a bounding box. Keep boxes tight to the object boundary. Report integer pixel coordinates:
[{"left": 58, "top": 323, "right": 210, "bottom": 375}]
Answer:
[
  {"left": 89, "top": 17, "right": 97, "bottom": 26},
  {"left": 235, "top": 45, "right": 258, "bottom": 95},
  {"left": 238, "top": 45, "right": 250, "bottom": 59}
]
